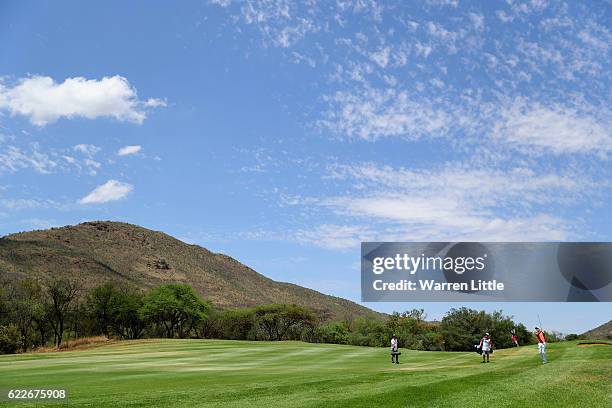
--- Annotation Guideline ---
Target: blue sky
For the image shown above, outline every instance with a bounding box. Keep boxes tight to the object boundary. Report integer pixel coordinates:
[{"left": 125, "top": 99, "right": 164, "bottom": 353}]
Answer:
[{"left": 0, "top": 0, "right": 610, "bottom": 333}]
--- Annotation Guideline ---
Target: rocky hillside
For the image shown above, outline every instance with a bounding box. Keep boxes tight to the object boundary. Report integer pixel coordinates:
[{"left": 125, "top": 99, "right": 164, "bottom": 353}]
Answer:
[
  {"left": 581, "top": 320, "right": 612, "bottom": 340},
  {"left": 0, "top": 221, "right": 379, "bottom": 320}
]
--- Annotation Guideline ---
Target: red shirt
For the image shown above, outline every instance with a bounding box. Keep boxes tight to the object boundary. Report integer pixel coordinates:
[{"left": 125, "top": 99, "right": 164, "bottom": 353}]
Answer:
[{"left": 536, "top": 331, "right": 546, "bottom": 344}]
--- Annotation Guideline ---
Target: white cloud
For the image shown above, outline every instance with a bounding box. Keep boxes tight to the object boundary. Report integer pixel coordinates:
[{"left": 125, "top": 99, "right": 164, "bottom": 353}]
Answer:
[
  {"left": 118, "top": 145, "right": 142, "bottom": 156},
  {"left": 0, "top": 145, "right": 57, "bottom": 174},
  {"left": 295, "top": 215, "right": 568, "bottom": 250},
  {"left": 426, "top": 0, "right": 459, "bottom": 7},
  {"left": 79, "top": 180, "right": 133, "bottom": 204},
  {"left": 286, "top": 162, "right": 602, "bottom": 249},
  {"left": 73, "top": 144, "right": 101, "bottom": 156},
  {"left": 320, "top": 87, "right": 452, "bottom": 141},
  {"left": 370, "top": 47, "right": 391, "bottom": 68},
  {"left": 468, "top": 12, "right": 485, "bottom": 31},
  {"left": 238, "top": 0, "right": 320, "bottom": 48},
  {"left": 0, "top": 75, "right": 164, "bottom": 126},
  {"left": 493, "top": 101, "right": 612, "bottom": 156},
  {"left": 0, "top": 198, "right": 55, "bottom": 210},
  {"left": 294, "top": 224, "right": 375, "bottom": 250}
]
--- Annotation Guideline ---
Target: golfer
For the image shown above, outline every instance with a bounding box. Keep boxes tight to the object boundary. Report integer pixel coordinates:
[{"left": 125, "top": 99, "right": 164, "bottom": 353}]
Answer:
[
  {"left": 511, "top": 329, "right": 519, "bottom": 347},
  {"left": 478, "top": 333, "right": 493, "bottom": 363},
  {"left": 535, "top": 327, "right": 548, "bottom": 364},
  {"left": 390, "top": 334, "right": 400, "bottom": 364}
]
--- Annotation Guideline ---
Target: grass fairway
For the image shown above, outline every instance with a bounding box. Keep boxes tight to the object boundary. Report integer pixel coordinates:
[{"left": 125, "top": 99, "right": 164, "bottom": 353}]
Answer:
[{"left": 0, "top": 340, "right": 610, "bottom": 407}]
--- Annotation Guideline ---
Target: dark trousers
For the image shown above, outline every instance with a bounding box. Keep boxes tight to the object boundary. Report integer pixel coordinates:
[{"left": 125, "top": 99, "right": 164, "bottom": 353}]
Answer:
[{"left": 391, "top": 351, "right": 399, "bottom": 363}]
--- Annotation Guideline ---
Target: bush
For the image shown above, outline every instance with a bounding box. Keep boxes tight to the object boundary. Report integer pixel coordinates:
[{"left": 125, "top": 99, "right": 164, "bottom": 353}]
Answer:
[
  {"left": 440, "top": 308, "right": 531, "bottom": 351},
  {"left": 565, "top": 333, "right": 584, "bottom": 341},
  {"left": 0, "top": 324, "right": 21, "bottom": 354},
  {"left": 313, "top": 322, "right": 350, "bottom": 344},
  {"left": 350, "top": 316, "right": 388, "bottom": 347},
  {"left": 218, "top": 309, "right": 256, "bottom": 340}
]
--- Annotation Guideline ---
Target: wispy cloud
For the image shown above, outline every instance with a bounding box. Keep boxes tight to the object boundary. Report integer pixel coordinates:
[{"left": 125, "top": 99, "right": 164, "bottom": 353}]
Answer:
[
  {"left": 0, "top": 75, "right": 165, "bottom": 126},
  {"left": 73, "top": 144, "right": 101, "bottom": 156},
  {"left": 279, "top": 161, "right": 603, "bottom": 249},
  {"left": 0, "top": 198, "right": 58, "bottom": 210},
  {"left": 294, "top": 224, "right": 376, "bottom": 250},
  {"left": 319, "top": 87, "right": 452, "bottom": 141},
  {"left": 493, "top": 100, "right": 611, "bottom": 156},
  {"left": 212, "top": 1, "right": 610, "bottom": 160},
  {"left": 0, "top": 144, "right": 57, "bottom": 174}
]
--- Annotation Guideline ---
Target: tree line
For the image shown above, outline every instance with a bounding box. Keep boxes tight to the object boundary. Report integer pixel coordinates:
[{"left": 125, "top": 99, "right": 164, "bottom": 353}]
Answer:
[{"left": 0, "top": 278, "right": 559, "bottom": 354}]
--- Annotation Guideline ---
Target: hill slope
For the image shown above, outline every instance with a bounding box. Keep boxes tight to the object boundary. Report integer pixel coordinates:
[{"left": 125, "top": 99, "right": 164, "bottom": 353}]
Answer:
[
  {"left": 582, "top": 320, "right": 612, "bottom": 340},
  {"left": 0, "top": 221, "right": 377, "bottom": 320}
]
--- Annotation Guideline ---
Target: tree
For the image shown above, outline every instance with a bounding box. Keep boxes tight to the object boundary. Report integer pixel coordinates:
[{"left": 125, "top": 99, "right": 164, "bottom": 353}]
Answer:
[
  {"left": 350, "top": 315, "right": 388, "bottom": 347},
  {"left": 10, "top": 279, "right": 46, "bottom": 351},
  {"left": 440, "top": 308, "right": 531, "bottom": 351},
  {"left": 564, "top": 333, "right": 586, "bottom": 341},
  {"left": 109, "top": 288, "right": 145, "bottom": 339},
  {"left": 140, "top": 284, "right": 210, "bottom": 338},
  {"left": 0, "top": 324, "right": 21, "bottom": 354},
  {"left": 46, "top": 278, "right": 80, "bottom": 347},
  {"left": 313, "top": 322, "right": 350, "bottom": 344},
  {"left": 440, "top": 307, "right": 491, "bottom": 351},
  {"left": 218, "top": 309, "right": 256, "bottom": 340},
  {"left": 254, "top": 304, "right": 315, "bottom": 341},
  {"left": 87, "top": 283, "right": 116, "bottom": 337},
  {"left": 0, "top": 285, "right": 7, "bottom": 325}
]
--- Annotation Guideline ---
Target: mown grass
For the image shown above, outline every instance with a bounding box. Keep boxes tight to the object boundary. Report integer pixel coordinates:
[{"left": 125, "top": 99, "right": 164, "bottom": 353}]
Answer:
[{"left": 0, "top": 340, "right": 610, "bottom": 407}]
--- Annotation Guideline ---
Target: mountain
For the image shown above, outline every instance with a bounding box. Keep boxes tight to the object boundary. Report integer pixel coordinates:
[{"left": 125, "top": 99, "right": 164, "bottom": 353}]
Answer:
[
  {"left": 0, "top": 221, "right": 379, "bottom": 320},
  {"left": 581, "top": 320, "right": 612, "bottom": 340}
]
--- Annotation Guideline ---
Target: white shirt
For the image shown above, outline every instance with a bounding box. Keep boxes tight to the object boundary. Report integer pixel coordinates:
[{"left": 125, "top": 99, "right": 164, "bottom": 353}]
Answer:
[
  {"left": 481, "top": 338, "right": 491, "bottom": 351},
  {"left": 391, "top": 338, "right": 398, "bottom": 351}
]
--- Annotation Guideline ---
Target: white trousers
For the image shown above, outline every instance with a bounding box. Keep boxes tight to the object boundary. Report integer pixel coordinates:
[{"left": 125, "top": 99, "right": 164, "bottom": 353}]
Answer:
[{"left": 538, "top": 343, "right": 548, "bottom": 362}]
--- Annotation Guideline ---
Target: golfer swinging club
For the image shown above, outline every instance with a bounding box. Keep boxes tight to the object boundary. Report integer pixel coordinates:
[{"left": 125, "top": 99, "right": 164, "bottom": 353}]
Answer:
[
  {"left": 535, "top": 327, "right": 548, "bottom": 364},
  {"left": 511, "top": 329, "right": 519, "bottom": 347},
  {"left": 478, "top": 333, "right": 493, "bottom": 363},
  {"left": 390, "top": 334, "right": 400, "bottom": 364}
]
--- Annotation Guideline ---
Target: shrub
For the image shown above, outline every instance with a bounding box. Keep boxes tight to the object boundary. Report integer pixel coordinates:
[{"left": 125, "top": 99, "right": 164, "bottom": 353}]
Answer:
[
  {"left": 0, "top": 324, "right": 21, "bottom": 354},
  {"left": 313, "top": 322, "right": 350, "bottom": 344}
]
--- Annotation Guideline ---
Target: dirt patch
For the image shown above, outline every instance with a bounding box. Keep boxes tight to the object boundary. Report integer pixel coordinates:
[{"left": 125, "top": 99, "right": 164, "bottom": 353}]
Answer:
[{"left": 577, "top": 342, "right": 611, "bottom": 347}]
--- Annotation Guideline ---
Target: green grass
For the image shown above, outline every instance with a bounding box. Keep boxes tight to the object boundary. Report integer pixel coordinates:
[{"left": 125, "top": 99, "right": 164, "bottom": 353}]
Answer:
[{"left": 0, "top": 340, "right": 610, "bottom": 407}]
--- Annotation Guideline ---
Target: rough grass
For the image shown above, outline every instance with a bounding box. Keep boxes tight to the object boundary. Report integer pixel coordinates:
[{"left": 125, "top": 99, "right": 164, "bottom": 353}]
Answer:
[
  {"left": 34, "top": 336, "right": 112, "bottom": 353},
  {"left": 0, "top": 340, "right": 610, "bottom": 407}
]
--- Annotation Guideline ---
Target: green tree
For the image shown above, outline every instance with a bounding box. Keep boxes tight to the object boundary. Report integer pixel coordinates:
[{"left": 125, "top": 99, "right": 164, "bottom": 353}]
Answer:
[
  {"left": 349, "top": 316, "right": 388, "bottom": 347},
  {"left": 0, "top": 324, "right": 21, "bottom": 354},
  {"left": 109, "top": 288, "right": 145, "bottom": 339},
  {"left": 313, "top": 322, "right": 350, "bottom": 344},
  {"left": 140, "top": 284, "right": 210, "bottom": 338},
  {"left": 45, "top": 278, "right": 80, "bottom": 347},
  {"left": 9, "top": 280, "right": 46, "bottom": 351},
  {"left": 440, "top": 307, "right": 492, "bottom": 351},
  {"left": 254, "top": 304, "right": 315, "bottom": 341},
  {"left": 218, "top": 309, "right": 256, "bottom": 340},
  {"left": 87, "top": 283, "right": 116, "bottom": 337},
  {"left": 564, "top": 333, "right": 584, "bottom": 341}
]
